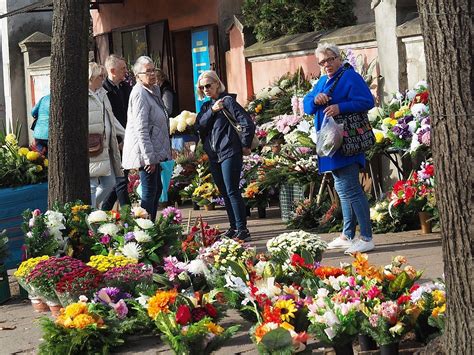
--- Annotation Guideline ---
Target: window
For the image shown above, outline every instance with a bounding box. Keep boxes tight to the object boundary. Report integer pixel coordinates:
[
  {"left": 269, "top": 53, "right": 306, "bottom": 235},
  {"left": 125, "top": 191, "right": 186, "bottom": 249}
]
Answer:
[{"left": 121, "top": 28, "right": 147, "bottom": 64}]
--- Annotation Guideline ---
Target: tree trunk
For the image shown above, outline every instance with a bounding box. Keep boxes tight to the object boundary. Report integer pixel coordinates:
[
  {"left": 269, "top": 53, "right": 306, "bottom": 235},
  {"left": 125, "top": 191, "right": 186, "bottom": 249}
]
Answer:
[
  {"left": 417, "top": 1, "right": 473, "bottom": 353},
  {"left": 48, "top": 0, "right": 90, "bottom": 207}
]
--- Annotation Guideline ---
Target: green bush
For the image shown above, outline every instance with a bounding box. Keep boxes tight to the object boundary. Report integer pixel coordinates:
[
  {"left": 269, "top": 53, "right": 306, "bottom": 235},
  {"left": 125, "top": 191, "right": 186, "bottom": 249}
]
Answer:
[{"left": 242, "top": 0, "right": 357, "bottom": 42}]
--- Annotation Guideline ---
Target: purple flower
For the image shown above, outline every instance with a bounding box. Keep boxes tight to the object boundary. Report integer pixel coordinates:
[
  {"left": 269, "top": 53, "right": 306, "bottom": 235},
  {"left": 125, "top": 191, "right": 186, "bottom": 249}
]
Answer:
[
  {"left": 125, "top": 231, "right": 135, "bottom": 242},
  {"left": 42, "top": 230, "right": 49, "bottom": 238},
  {"left": 392, "top": 123, "right": 412, "bottom": 140},
  {"left": 346, "top": 49, "right": 357, "bottom": 68},
  {"left": 100, "top": 234, "right": 111, "bottom": 244},
  {"left": 211, "top": 197, "right": 225, "bottom": 206},
  {"left": 94, "top": 287, "right": 131, "bottom": 305},
  {"left": 163, "top": 256, "right": 186, "bottom": 281},
  {"left": 161, "top": 207, "right": 183, "bottom": 224}
]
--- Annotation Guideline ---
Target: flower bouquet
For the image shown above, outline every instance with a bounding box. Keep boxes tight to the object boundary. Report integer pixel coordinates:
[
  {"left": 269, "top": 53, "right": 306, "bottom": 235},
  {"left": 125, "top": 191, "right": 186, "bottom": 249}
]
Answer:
[
  {"left": 55, "top": 265, "right": 103, "bottom": 306},
  {"left": 13, "top": 255, "right": 50, "bottom": 296},
  {"left": 0, "top": 133, "right": 48, "bottom": 187},
  {"left": 181, "top": 219, "right": 221, "bottom": 259},
  {"left": 159, "top": 256, "right": 209, "bottom": 292},
  {"left": 147, "top": 289, "right": 239, "bottom": 355},
  {"left": 26, "top": 256, "right": 87, "bottom": 304},
  {"left": 103, "top": 262, "right": 153, "bottom": 294},
  {"left": 38, "top": 300, "right": 124, "bottom": 354},
  {"left": 192, "top": 177, "right": 221, "bottom": 208},
  {"left": 169, "top": 110, "right": 197, "bottom": 136},
  {"left": 243, "top": 181, "right": 267, "bottom": 209}
]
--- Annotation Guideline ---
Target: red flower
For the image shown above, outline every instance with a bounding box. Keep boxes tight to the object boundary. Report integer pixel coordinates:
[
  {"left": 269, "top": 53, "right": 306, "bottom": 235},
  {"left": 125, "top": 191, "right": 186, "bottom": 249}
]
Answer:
[
  {"left": 314, "top": 266, "right": 346, "bottom": 279},
  {"left": 191, "top": 307, "right": 208, "bottom": 322},
  {"left": 176, "top": 305, "right": 192, "bottom": 325},
  {"left": 409, "top": 284, "right": 420, "bottom": 293},
  {"left": 263, "top": 305, "right": 281, "bottom": 323},
  {"left": 397, "top": 294, "right": 411, "bottom": 305},
  {"left": 204, "top": 303, "right": 218, "bottom": 319},
  {"left": 290, "top": 253, "right": 308, "bottom": 268}
]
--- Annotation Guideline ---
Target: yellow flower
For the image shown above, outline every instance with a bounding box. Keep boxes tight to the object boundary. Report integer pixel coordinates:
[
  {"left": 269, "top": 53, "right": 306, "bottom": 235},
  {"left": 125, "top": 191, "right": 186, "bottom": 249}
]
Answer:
[
  {"left": 18, "top": 147, "right": 29, "bottom": 156},
  {"left": 255, "top": 104, "right": 263, "bottom": 113},
  {"left": 394, "top": 110, "right": 404, "bottom": 119},
  {"left": 64, "top": 302, "right": 88, "bottom": 318},
  {"left": 36, "top": 165, "right": 43, "bottom": 172},
  {"left": 432, "top": 290, "right": 445, "bottom": 305},
  {"left": 206, "top": 322, "right": 224, "bottom": 335},
  {"left": 280, "top": 322, "right": 294, "bottom": 331},
  {"left": 14, "top": 256, "right": 49, "bottom": 278},
  {"left": 375, "top": 132, "right": 384, "bottom": 144},
  {"left": 274, "top": 299, "right": 297, "bottom": 322},
  {"left": 43, "top": 159, "right": 49, "bottom": 167},
  {"left": 73, "top": 313, "right": 96, "bottom": 329},
  {"left": 390, "top": 119, "right": 398, "bottom": 126},
  {"left": 432, "top": 304, "right": 446, "bottom": 317},
  {"left": 26, "top": 151, "right": 40, "bottom": 161},
  {"left": 5, "top": 133, "right": 17, "bottom": 145}
]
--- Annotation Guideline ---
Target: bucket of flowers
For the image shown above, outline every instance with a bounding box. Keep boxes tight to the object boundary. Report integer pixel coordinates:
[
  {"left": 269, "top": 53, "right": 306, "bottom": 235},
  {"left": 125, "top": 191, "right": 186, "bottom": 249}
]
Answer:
[
  {"left": 147, "top": 289, "right": 239, "bottom": 355},
  {"left": 38, "top": 299, "right": 125, "bottom": 354},
  {"left": 13, "top": 256, "right": 50, "bottom": 309}
]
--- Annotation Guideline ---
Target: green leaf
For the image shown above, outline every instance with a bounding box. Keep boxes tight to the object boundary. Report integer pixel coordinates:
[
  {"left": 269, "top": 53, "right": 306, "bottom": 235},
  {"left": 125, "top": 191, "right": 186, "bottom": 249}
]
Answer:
[
  {"left": 261, "top": 327, "right": 293, "bottom": 350},
  {"left": 225, "top": 259, "right": 248, "bottom": 282},
  {"left": 300, "top": 248, "right": 314, "bottom": 265},
  {"left": 389, "top": 271, "right": 409, "bottom": 293}
]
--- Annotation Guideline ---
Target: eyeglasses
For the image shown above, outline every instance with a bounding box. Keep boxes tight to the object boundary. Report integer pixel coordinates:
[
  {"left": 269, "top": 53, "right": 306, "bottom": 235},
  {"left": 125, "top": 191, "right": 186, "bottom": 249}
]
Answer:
[
  {"left": 137, "top": 69, "right": 157, "bottom": 76},
  {"left": 318, "top": 56, "right": 338, "bottom": 66},
  {"left": 199, "top": 83, "right": 213, "bottom": 90}
]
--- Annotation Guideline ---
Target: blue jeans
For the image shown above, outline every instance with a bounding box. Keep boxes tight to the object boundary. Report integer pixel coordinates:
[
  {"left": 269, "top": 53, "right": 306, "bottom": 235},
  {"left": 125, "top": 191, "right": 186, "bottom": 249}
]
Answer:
[
  {"left": 90, "top": 170, "right": 116, "bottom": 209},
  {"left": 332, "top": 163, "right": 372, "bottom": 241},
  {"left": 139, "top": 165, "right": 162, "bottom": 221},
  {"left": 209, "top": 154, "right": 247, "bottom": 231}
]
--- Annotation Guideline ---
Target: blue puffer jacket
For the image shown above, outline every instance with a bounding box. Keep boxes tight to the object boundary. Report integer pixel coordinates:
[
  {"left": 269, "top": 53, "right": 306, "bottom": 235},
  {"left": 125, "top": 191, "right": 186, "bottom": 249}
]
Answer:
[
  {"left": 31, "top": 95, "right": 50, "bottom": 140},
  {"left": 303, "top": 65, "right": 374, "bottom": 173},
  {"left": 197, "top": 93, "right": 255, "bottom": 163}
]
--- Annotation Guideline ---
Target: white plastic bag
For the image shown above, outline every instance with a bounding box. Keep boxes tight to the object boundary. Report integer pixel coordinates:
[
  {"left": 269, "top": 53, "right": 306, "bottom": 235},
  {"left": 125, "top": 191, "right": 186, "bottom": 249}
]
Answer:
[{"left": 316, "top": 115, "right": 343, "bottom": 157}]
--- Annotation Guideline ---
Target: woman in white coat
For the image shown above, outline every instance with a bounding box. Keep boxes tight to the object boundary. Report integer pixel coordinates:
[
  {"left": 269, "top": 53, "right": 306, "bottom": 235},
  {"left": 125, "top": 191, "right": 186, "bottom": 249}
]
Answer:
[{"left": 88, "top": 62, "right": 125, "bottom": 208}]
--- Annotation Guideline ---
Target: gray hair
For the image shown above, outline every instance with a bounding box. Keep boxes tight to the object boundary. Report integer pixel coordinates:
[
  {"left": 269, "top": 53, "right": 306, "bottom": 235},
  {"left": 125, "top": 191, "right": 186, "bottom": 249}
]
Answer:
[
  {"left": 88, "top": 62, "right": 106, "bottom": 82},
  {"left": 133, "top": 56, "right": 154, "bottom": 75},
  {"left": 105, "top": 54, "right": 126, "bottom": 71},
  {"left": 315, "top": 42, "right": 340, "bottom": 58},
  {"left": 196, "top": 70, "right": 226, "bottom": 100}
]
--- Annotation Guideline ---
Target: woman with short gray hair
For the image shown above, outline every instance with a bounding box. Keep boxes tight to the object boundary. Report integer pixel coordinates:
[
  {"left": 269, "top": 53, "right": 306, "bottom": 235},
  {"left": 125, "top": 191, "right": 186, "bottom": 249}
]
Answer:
[{"left": 122, "top": 56, "right": 171, "bottom": 220}]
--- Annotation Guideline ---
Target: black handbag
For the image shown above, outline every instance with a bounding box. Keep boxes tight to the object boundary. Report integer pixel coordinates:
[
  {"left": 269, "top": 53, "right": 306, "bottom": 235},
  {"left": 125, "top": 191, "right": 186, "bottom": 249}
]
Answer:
[{"left": 327, "top": 64, "right": 375, "bottom": 156}]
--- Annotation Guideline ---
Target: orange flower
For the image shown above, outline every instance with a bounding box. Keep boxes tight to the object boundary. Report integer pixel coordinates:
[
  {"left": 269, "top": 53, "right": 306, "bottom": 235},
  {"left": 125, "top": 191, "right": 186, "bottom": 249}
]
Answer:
[
  {"left": 72, "top": 314, "right": 97, "bottom": 329},
  {"left": 314, "top": 266, "right": 346, "bottom": 279},
  {"left": 255, "top": 323, "right": 269, "bottom": 343},
  {"left": 352, "top": 252, "right": 383, "bottom": 281},
  {"left": 244, "top": 182, "right": 259, "bottom": 199},
  {"left": 147, "top": 289, "right": 178, "bottom": 319}
]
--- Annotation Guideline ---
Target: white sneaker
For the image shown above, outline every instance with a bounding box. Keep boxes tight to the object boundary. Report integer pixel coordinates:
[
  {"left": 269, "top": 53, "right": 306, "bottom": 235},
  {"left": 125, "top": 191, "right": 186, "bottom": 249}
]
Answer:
[
  {"left": 327, "top": 236, "right": 354, "bottom": 250},
  {"left": 344, "top": 239, "right": 375, "bottom": 254}
]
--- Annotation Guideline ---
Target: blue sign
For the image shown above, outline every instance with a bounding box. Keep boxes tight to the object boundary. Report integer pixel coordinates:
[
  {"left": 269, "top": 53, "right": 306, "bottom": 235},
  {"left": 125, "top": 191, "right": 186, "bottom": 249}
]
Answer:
[{"left": 191, "top": 30, "right": 211, "bottom": 112}]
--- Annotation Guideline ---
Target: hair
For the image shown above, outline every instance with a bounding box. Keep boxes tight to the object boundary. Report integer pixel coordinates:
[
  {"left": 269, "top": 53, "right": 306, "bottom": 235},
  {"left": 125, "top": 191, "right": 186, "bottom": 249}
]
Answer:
[
  {"left": 315, "top": 42, "right": 340, "bottom": 58},
  {"left": 155, "top": 68, "right": 168, "bottom": 83},
  {"left": 196, "top": 70, "right": 226, "bottom": 100},
  {"left": 88, "top": 62, "right": 106, "bottom": 82},
  {"left": 104, "top": 54, "right": 126, "bottom": 71},
  {"left": 133, "top": 56, "right": 154, "bottom": 76}
]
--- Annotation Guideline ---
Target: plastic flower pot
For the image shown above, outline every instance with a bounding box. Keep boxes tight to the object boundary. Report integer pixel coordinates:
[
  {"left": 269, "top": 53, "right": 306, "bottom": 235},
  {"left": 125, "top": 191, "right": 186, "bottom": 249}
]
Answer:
[
  {"left": 29, "top": 295, "right": 49, "bottom": 312},
  {"left": 257, "top": 206, "right": 267, "bottom": 218},
  {"left": 380, "top": 342, "right": 399, "bottom": 355},
  {"left": 358, "top": 334, "right": 378, "bottom": 351},
  {"left": 333, "top": 341, "right": 354, "bottom": 355}
]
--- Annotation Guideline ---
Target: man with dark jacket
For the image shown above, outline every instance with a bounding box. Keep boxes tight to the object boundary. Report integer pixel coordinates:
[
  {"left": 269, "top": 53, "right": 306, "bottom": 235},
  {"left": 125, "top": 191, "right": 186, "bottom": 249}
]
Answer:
[{"left": 101, "top": 54, "right": 132, "bottom": 210}]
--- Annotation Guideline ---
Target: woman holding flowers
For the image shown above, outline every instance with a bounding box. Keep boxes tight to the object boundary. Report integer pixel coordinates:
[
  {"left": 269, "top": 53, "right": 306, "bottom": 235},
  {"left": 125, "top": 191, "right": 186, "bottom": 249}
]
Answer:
[
  {"left": 196, "top": 70, "right": 256, "bottom": 241},
  {"left": 304, "top": 43, "right": 375, "bottom": 254},
  {"left": 88, "top": 62, "right": 125, "bottom": 209}
]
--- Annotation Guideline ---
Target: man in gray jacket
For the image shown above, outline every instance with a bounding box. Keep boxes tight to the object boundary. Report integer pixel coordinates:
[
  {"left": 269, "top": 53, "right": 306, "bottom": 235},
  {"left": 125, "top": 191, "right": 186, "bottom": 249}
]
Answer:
[{"left": 122, "top": 56, "right": 171, "bottom": 221}]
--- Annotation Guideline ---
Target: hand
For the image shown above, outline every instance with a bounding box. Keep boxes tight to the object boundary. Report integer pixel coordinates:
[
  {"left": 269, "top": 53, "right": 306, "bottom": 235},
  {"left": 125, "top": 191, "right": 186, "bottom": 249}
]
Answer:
[
  {"left": 323, "top": 104, "right": 340, "bottom": 117},
  {"left": 242, "top": 147, "right": 251, "bottom": 156},
  {"left": 144, "top": 164, "right": 156, "bottom": 174},
  {"left": 314, "top": 93, "right": 331, "bottom": 105},
  {"left": 211, "top": 99, "right": 224, "bottom": 113},
  {"left": 118, "top": 142, "right": 124, "bottom": 151}
]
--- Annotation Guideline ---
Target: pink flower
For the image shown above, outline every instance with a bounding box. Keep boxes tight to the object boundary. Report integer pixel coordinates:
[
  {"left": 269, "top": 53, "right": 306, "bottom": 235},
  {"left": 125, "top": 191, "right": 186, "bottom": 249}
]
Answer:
[
  {"left": 33, "top": 209, "right": 42, "bottom": 217},
  {"left": 112, "top": 299, "right": 129, "bottom": 319},
  {"left": 161, "top": 207, "right": 182, "bottom": 224},
  {"left": 100, "top": 235, "right": 111, "bottom": 244},
  {"left": 367, "top": 286, "right": 382, "bottom": 300},
  {"left": 369, "top": 314, "right": 379, "bottom": 327}
]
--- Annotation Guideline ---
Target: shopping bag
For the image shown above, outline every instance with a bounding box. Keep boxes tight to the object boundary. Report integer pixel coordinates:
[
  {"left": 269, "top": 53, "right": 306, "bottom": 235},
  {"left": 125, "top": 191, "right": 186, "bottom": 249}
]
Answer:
[
  {"left": 316, "top": 115, "right": 343, "bottom": 157},
  {"left": 159, "top": 160, "right": 175, "bottom": 202}
]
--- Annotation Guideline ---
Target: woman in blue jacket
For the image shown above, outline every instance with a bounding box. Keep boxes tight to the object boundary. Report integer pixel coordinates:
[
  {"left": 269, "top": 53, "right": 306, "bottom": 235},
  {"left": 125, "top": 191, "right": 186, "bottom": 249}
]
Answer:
[
  {"left": 31, "top": 94, "right": 50, "bottom": 155},
  {"left": 196, "top": 70, "right": 255, "bottom": 241},
  {"left": 304, "top": 43, "right": 375, "bottom": 254}
]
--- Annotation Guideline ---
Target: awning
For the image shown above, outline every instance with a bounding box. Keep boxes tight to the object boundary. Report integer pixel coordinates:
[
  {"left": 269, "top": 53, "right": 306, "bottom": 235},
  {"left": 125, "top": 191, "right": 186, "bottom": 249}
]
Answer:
[{"left": 0, "top": 0, "right": 124, "bottom": 19}]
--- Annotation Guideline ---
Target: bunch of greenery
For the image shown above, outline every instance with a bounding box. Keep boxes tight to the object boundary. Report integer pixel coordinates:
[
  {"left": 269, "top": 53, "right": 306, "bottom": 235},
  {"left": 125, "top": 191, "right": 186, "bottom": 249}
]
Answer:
[{"left": 242, "top": 0, "right": 356, "bottom": 42}]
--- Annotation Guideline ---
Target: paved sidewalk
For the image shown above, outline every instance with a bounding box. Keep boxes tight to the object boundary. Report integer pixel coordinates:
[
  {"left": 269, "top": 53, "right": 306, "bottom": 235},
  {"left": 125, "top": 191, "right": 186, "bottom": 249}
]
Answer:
[{"left": 0, "top": 205, "right": 443, "bottom": 354}]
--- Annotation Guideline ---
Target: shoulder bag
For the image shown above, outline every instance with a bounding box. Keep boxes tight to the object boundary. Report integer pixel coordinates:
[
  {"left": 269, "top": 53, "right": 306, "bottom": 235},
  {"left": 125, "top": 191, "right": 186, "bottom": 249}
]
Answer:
[
  {"left": 88, "top": 103, "right": 106, "bottom": 157},
  {"left": 221, "top": 107, "right": 259, "bottom": 155},
  {"left": 327, "top": 64, "right": 375, "bottom": 156}
]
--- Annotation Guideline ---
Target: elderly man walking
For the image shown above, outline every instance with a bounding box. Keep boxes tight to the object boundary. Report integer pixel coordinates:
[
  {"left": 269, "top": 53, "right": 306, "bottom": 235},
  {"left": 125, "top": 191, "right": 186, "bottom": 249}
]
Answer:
[{"left": 101, "top": 54, "right": 132, "bottom": 211}]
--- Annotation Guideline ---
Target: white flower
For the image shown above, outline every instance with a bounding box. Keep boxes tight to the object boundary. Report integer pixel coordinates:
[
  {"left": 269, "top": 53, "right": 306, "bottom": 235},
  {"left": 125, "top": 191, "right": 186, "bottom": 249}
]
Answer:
[
  {"left": 45, "top": 211, "right": 66, "bottom": 230},
  {"left": 406, "top": 89, "right": 417, "bottom": 100},
  {"left": 411, "top": 103, "right": 428, "bottom": 118},
  {"left": 407, "top": 120, "right": 418, "bottom": 133},
  {"left": 254, "top": 277, "right": 281, "bottom": 299},
  {"left": 183, "top": 110, "right": 197, "bottom": 125},
  {"left": 131, "top": 206, "right": 148, "bottom": 219},
  {"left": 120, "top": 242, "right": 143, "bottom": 259},
  {"left": 135, "top": 218, "right": 154, "bottom": 230},
  {"left": 296, "top": 120, "right": 311, "bottom": 133},
  {"left": 269, "top": 86, "right": 283, "bottom": 97},
  {"left": 136, "top": 294, "right": 150, "bottom": 307},
  {"left": 410, "top": 135, "right": 421, "bottom": 152},
  {"left": 98, "top": 223, "right": 120, "bottom": 237},
  {"left": 187, "top": 259, "right": 208, "bottom": 276},
  {"left": 133, "top": 230, "right": 152, "bottom": 243},
  {"left": 414, "top": 80, "right": 428, "bottom": 90},
  {"left": 309, "top": 127, "right": 318, "bottom": 144},
  {"left": 368, "top": 107, "right": 384, "bottom": 122},
  {"left": 172, "top": 164, "right": 184, "bottom": 178},
  {"left": 26, "top": 231, "right": 33, "bottom": 238},
  {"left": 177, "top": 117, "right": 187, "bottom": 132},
  {"left": 169, "top": 117, "right": 178, "bottom": 134},
  {"left": 87, "top": 210, "right": 108, "bottom": 224},
  {"left": 323, "top": 310, "right": 340, "bottom": 327}
]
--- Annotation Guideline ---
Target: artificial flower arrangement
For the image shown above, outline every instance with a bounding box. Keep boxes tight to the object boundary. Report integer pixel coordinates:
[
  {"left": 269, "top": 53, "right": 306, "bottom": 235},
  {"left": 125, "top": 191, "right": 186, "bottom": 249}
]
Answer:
[
  {"left": 0, "top": 132, "right": 48, "bottom": 187},
  {"left": 147, "top": 289, "right": 240, "bottom": 355},
  {"left": 169, "top": 110, "right": 197, "bottom": 136},
  {"left": 38, "top": 299, "right": 125, "bottom": 355},
  {"left": 157, "top": 255, "right": 209, "bottom": 293}
]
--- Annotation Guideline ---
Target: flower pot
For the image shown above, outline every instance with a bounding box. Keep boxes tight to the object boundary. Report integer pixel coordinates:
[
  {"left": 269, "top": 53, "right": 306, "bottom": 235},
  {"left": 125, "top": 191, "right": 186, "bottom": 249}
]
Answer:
[
  {"left": 380, "top": 342, "right": 399, "bottom": 355},
  {"left": 358, "top": 334, "right": 378, "bottom": 351},
  {"left": 192, "top": 201, "right": 200, "bottom": 210},
  {"left": 30, "top": 296, "right": 49, "bottom": 312},
  {"left": 418, "top": 211, "right": 432, "bottom": 234},
  {"left": 204, "top": 203, "right": 215, "bottom": 211},
  {"left": 0, "top": 265, "right": 11, "bottom": 304},
  {"left": 246, "top": 205, "right": 251, "bottom": 217},
  {"left": 47, "top": 301, "right": 62, "bottom": 317},
  {"left": 257, "top": 206, "right": 267, "bottom": 218},
  {"left": 333, "top": 342, "right": 354, "bottom": 355},
  {"left": 19, "top": 284, "right": 29, "bottom": 299}
]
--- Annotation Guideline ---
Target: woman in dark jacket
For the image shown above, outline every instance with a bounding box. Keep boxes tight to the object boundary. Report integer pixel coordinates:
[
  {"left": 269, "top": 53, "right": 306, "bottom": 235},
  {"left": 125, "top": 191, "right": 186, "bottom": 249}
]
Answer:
[{"left": 196, "top": 70, "right": 255, "bottom": 241}]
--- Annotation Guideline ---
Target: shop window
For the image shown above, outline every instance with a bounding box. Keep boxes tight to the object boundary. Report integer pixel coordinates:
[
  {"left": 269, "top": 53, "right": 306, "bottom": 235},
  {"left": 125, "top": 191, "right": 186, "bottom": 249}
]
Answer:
[{"left": 121, "top": 28, "right": 148, "bottom": 64}]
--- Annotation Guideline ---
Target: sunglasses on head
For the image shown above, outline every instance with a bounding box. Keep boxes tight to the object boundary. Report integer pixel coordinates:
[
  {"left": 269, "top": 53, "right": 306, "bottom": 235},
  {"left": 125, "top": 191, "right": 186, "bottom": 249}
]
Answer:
[{"left": 199, "top": 83, "right": 213, "bottom": 90}]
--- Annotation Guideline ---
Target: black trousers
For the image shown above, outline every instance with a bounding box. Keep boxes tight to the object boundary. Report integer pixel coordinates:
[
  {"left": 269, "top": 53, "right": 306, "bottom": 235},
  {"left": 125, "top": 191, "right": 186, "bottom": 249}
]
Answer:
[{"left": 101, "top": 170, "right": 131, "bottom": 210}]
